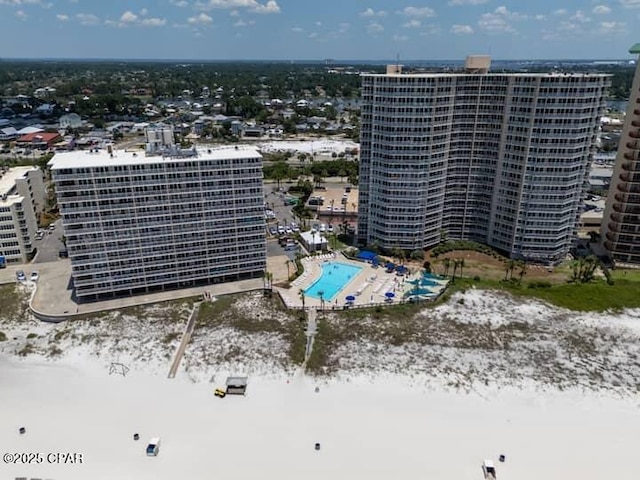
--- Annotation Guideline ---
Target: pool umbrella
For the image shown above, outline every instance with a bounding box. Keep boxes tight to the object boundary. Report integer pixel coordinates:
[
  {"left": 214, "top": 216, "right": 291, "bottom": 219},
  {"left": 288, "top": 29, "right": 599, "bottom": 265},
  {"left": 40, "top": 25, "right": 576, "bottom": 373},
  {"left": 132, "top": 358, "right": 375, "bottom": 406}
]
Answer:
[
  {"left": 385, "top": 262, "right": 395, "bottom": 269},
  {"left": 345, "top": 295, "right": 356, "bottom": 302},
  {"left": 385, "top": 292, "right": 395, "bottom": 299},
  {"left": 396, "top": 265, "right": 407, "bottom": 274}
]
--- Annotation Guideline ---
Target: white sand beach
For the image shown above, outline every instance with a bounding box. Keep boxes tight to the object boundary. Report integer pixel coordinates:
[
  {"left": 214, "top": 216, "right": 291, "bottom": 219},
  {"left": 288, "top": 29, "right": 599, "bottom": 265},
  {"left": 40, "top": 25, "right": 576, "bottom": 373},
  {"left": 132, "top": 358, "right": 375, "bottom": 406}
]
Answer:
[
  {"left": 2, "top": 289, "right": 640, "bottom": 479},
  {"left": 2, "top": 355, "right": 640, "bottom": 480}
]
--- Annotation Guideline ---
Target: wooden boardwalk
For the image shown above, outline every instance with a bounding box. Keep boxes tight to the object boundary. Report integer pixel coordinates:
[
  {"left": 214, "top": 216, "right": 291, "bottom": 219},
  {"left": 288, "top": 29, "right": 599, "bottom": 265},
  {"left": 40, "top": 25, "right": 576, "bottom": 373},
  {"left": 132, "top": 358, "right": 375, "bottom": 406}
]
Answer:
[{"left": 168, "top": 301, "right": 201, "bottom": 379}]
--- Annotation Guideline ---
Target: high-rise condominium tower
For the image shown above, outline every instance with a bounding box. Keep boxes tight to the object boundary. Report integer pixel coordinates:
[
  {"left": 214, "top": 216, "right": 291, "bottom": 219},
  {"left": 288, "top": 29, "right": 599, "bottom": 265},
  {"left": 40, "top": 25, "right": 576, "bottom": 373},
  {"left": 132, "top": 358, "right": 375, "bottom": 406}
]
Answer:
[
  {"left": 49, "top": 128, "right": 266, "bottom": 300},
  {"left": 602, "top": 44, "right": 640, "bottom": 265},
  {"left": 358, "top": 57, "right": 609, "bottom": 263}
]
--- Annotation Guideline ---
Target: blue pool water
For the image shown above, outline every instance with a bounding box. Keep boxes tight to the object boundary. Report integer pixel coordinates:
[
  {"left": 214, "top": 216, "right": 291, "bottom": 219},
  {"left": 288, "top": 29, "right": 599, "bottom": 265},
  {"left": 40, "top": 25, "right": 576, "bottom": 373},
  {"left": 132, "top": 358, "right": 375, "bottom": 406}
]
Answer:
[
  {"left": 408, "top": 278, "right": 441, "bottom": 287},
  {"left": 304, "top": 262, "right": 364, "bottom": 301}
]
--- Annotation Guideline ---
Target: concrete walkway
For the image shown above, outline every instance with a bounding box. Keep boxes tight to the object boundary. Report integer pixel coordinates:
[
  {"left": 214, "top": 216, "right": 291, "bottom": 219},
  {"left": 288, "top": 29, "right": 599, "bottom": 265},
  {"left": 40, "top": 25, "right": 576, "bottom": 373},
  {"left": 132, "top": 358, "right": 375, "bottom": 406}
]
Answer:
[
  {"left": 14, "top": 256, "right": 264, "bottom": 320},
  {"left": 168, "top": 301, "right": 202, "bottom": 379},
  {"left": 304, "top": 308, "right": 318, "bottom": 362}
]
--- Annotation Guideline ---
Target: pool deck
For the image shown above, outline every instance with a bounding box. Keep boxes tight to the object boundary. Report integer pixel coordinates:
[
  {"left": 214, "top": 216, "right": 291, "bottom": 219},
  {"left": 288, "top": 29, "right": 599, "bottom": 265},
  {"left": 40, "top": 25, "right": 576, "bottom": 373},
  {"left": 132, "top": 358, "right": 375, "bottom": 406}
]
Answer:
[{"left": 276, "top": 254, "right": 449, "bottom": 310}]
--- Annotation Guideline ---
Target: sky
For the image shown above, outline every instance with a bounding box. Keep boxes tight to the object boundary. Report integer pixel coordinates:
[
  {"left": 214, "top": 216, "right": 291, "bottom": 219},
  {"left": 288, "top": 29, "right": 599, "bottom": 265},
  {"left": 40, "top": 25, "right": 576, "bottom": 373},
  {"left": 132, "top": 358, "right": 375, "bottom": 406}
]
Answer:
[{"left": 0, "top": 0, "right": 638, "bottom": 61}]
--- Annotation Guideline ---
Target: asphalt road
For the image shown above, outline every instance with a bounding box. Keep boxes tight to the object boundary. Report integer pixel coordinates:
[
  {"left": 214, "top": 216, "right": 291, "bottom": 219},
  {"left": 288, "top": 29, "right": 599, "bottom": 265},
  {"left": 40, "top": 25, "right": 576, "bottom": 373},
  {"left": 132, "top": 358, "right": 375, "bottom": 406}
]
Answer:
[{"left": 33, "top": 218, "right": 67, "bottom": 264}]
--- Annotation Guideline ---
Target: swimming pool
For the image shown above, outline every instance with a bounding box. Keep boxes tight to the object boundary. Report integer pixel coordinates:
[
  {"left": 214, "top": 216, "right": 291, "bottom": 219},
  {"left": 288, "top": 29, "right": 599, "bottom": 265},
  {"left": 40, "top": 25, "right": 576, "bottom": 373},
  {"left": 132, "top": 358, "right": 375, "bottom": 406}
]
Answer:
[{"left": 304, "top": 262, "right": 363, "bottom": 301}]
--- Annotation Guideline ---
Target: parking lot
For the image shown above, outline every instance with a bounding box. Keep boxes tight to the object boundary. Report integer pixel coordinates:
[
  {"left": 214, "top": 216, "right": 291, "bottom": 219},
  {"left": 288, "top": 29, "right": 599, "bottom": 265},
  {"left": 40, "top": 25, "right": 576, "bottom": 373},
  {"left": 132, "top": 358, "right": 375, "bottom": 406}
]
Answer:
[{"left": 33, "top": 218, "right": 67, "bottom": 264}]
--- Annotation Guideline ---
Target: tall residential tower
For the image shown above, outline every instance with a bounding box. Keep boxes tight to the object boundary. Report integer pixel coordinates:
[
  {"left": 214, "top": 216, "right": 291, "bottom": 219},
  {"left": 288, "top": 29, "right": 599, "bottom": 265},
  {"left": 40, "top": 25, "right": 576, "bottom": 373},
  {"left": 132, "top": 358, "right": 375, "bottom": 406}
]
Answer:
[
  {"left": 358, "top": 57, "right": 609, "bottom": 263},
  {"left": 49, "top": 129, "right": 266, "bottom": 300},
  {"left": 602, "top": 44, "right": 640, "bottom": 265}
]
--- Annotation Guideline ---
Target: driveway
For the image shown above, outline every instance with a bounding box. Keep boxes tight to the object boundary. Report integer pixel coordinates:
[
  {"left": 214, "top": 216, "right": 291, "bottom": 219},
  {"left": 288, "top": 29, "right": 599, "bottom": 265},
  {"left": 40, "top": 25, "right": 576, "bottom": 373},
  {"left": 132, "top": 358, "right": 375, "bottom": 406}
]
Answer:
[{"left": 33, "top": 218, "right": 66, "bottom": 264}]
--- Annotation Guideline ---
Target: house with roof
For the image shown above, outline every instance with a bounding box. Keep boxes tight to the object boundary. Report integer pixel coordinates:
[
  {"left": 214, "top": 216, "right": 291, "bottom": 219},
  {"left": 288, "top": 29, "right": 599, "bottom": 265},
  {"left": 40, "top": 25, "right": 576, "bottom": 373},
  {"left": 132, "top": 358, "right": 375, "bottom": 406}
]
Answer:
[
  {"left": 16, "top": 132, "right": 61, "bottom": 150},
  {"left": 0, "top": 127, "right": 19, "bottom": 141}
]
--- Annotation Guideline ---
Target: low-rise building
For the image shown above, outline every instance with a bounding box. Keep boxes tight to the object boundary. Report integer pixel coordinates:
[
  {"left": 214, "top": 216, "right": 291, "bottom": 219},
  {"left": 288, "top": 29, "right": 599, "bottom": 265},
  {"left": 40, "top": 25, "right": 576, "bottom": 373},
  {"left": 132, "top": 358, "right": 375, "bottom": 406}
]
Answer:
[{"left": 0, "top": 166, "right": 44, "bottom": 265}]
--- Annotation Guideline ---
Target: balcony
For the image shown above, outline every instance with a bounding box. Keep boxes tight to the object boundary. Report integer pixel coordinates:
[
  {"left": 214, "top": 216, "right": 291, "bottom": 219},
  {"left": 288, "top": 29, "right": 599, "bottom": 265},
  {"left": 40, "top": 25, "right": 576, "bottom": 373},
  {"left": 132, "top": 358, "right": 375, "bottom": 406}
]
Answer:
[
  {"left": 617, "top": 182, "right": 640, "bottom": 193},
  {"left": 629, "top": 130, "right": 640, "bottom": 139},
  {"left": 623, "top": 151, "right": 640, "bottom": 161},
  {"left": 627, "top": 141, "right": 640, "bottom": 150},
  {"left": 620, "top": 172, "right": 640, "bottom": 183},
  {"left": 608, "top": 222, "right": 620, "bottom": 232},
  {"left": 621, "top": 162, "right": 640, "bottom": 172}
]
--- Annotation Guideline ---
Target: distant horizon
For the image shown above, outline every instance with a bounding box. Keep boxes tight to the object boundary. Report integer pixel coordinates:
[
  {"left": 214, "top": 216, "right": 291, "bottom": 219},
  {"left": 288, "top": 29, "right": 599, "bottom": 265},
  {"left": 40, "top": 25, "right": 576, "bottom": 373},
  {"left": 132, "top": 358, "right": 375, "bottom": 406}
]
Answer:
[
  {"left": 0, "top": 57, "right": 635, "bottom": 65},
  {"left": 0, "top": 1, "right": 638, "bottom": 61}
]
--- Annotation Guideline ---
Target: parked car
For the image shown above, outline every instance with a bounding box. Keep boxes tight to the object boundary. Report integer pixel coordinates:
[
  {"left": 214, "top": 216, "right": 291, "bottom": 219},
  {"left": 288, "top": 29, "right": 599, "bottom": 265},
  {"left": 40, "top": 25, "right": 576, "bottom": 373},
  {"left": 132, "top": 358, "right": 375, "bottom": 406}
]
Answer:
[
  {"left": 327, "top": 224, "right": 334, "bottom": 233},
  {"left": 268, "top": 227, "right": 277, "bottom": 236},
  {"left": 16, "top": 270, "right": 26, "bottom": 282},
  {"left": 277, "top": 226, "right": 285, "bottom": 235},
  {"left": 30, "top": 271, "right": 39, "bottom": 282},
  {"left": 214, "top": 388, "right": 226, "bottom": 398},
  {"left": 285, "top": 226, "right": 293, "bottom": 234}
]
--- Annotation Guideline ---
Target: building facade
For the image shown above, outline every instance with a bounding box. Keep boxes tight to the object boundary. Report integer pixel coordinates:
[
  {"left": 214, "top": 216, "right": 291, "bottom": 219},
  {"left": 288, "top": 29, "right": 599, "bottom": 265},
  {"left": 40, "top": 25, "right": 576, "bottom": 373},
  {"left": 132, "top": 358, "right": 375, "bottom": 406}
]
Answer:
[
  {"left": 0, "top": 166, "right": 44, "bottom": 265},
  {"left": 602, "top": 44, "right": 640, "bottom": 265},
  {"left": 49, "top": 142, "right": 266, "bottom": 300},
  {"left": 358, "top": 57, "right": 609, "bottom": 263}
]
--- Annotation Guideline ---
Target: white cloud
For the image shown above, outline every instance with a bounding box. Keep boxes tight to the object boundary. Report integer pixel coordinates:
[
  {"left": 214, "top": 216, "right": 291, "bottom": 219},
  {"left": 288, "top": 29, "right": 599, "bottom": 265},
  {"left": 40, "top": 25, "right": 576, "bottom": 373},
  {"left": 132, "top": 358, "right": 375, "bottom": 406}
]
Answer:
[
  {"left": 308, "top": 32, "right": 318, "bottom": 38},
  {"left": 140, "top": 8, "right": 148, "bottom": 16},
  {"left": 448, "top": 0, "right": 487, "bottom": 4},
  {"left": 188, "top": 12, "right": 213, "bottom": 24},
  {"left": 75, "top": 13, "right": 99, "bottom": 25},
  {"left": 366, "top": 21, "right": 384, "bottom": 34},
  {"left": 592, "top": 4, "right": 611, "bottom": 14},
  {"left": 229, "top": 9, "right": 239, "bottom": 16},
  {"left": 477, "top": 6, "right": 529, "bottom": 34},
  {"left": 553, "top": 8, "right": 568, "bottom": 15},
  {"left": 392, "top": 34, "right": 409, "bottom": 42},
  {"left": 15, "top": 9, "right": 26, "bottom": 19},
  {"left": 195, "top": 0, "right": 280, "bottom": 14},
  {"left": 451, "top": 24, "right": 474, "bottom": 34},
  {"left": 620, "top": 0, "right": 640, "bottom": 7},
  {"left": 233, "top": 18, "right": 254, "bottom": 27},
  {"left": 107, "top": 11, "right": 166, "bottom": 28},
  {"left": 478, "top": 12, "right": 516, "bottom": 33},
  {"left": 291, "top": 26, "right": 303, "bottom": 32},
  {"left": 120, "top": 10, "right": 138, "bottom": 23},
  {"left": 338, "top": 22, "right": 350, "bottom": 33},
  {"left": 140, "top": 17, "right": 166, "bottom": 26},
  {"left": 252, "top": 0, "right": 279, "bottom": 14},
  {"left": 360, "top": 7, "right": 386, "bottom": 17},
  {"left": 403, "top": 19, "right": 422, "bottom": 28},
  {"left": 56, "top": 13, "right": 68, "bottom": 21},
  {"left": 0, "top": 0, "right": 50, "bottom": 7},
  {"left": 170, "top": 0, "right": 189, "bottom": 6},
  {"left": 570, "top": 10, "right": 591, "bottom": 22},
  {"left": 398, "top": 6, "right": 436, "bottom": 18},
  {"left": 599, "top": 20, "right": 626, "bottom": 32}
]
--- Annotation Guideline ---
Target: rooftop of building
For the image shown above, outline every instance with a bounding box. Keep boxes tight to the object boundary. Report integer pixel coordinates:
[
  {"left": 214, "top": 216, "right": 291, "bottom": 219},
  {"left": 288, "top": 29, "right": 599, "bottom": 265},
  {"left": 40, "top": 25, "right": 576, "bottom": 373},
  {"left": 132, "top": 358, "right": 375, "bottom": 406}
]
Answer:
[
  {"left": 48, "top": 145, "right": 262, "bottom": 170},
  {"left": 0, "top": 166, "right": 38, "bottom": 197},
  {"left": 362, "top": 71, "right": 611, "bottom": 79}
]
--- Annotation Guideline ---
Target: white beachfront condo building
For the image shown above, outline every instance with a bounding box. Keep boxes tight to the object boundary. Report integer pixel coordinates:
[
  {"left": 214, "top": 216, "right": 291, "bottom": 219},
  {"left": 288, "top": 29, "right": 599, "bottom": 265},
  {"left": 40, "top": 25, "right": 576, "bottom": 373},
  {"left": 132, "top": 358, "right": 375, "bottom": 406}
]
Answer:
[
  {"left": 358, "top": 57, "right": 609, "bottom": 263},
  {"left": 0, "top": 166, "right": 44, "bottom": 265},
  {"left": 49, "top": 136, "right": 265, "bottom": 300}
]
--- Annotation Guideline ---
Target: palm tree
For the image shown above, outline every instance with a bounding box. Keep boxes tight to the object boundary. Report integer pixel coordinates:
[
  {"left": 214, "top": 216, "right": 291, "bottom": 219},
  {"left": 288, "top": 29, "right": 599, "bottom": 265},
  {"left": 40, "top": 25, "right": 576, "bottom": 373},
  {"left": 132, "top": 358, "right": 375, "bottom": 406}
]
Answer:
[
  {"left": 517, "top": 260, "right": 527, "bottom": 283},
  {"left": 318, "top": 290, "right": 325, "bottom": 312},
  {"left": 299, "top": 289, "right": 306, "bottom": 309},
  {"left": 263, "top": 270, "right": 273, "bottom": 292},
  {"left": 458, "top": 258, "right": 465, "bottom": 278},
  {"left": 442, "top": 258, "right": 451, "bottom": 277},
  {"left": 285, "top": 259, "right": 291, "bottom": 279}
]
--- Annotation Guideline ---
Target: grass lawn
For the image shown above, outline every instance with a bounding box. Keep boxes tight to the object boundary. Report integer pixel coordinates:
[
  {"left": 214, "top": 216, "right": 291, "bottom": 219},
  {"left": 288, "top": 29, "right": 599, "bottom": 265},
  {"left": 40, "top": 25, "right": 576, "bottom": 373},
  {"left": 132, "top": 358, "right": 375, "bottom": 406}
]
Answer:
[{"left": 451, "top": 276, "right": 640, "bottom": 312}]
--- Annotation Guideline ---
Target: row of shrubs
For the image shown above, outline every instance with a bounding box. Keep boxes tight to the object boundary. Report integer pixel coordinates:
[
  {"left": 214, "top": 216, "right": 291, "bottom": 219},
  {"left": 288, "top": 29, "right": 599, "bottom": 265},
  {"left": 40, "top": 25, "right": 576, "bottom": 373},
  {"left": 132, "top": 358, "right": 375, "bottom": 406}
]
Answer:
[{"left": 431, "top": 240, "right": 503, "bottom": 259}]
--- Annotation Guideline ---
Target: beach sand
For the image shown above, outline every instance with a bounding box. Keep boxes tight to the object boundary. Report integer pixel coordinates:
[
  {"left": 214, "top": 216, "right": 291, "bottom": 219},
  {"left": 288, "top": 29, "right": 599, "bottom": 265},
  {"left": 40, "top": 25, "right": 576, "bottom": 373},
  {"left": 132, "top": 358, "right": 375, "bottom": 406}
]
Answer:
[{"left": 2, "top": 353, "right": 640, "bottom": 480}]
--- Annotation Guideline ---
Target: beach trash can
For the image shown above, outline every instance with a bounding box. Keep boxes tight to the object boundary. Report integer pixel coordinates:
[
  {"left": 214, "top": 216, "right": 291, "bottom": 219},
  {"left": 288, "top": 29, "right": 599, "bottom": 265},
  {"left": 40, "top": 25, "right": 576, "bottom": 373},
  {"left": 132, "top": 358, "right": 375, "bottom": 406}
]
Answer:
[
  {"left": 499, "top": 455, "right": 505, "bottom": 462},
  {"left": 315, "top": 443, "right": 321, "bottom": 451},
  {"left": 19, "top": 427, "right": 25, "bottom": 434},
  {"left": 133, "top": 433, "right": 139, "bottom": 441}
]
